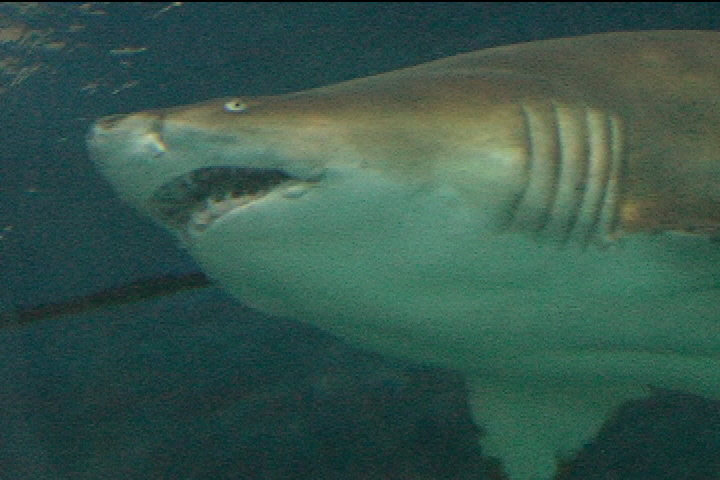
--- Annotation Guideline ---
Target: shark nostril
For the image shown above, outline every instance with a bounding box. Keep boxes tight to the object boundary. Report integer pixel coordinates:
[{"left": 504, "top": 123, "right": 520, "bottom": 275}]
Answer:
[{"left": 96, "top": 114, "right": 129, "bottom": 130}]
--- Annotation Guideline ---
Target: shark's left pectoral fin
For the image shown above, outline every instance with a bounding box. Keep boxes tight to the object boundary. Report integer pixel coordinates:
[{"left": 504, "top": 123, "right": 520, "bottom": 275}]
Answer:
[{"left": 466, "top": 377, "right": 648, "bottom": 479}]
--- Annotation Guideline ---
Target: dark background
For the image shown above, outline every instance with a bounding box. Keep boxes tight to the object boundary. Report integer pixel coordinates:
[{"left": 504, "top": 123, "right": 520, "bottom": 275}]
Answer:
[{"left": 1, "top": 3, "right": 720, "bottom": 479}]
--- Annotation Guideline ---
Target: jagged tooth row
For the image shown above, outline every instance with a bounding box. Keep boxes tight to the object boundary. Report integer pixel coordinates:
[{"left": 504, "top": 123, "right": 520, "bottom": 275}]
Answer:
[{"left": 147, "top": 167, "right": 291, "bottom": 230}]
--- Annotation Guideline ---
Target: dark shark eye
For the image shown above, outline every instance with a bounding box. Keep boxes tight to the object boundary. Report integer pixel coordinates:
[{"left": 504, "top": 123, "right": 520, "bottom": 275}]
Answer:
[{"left": 223, "top": 99, "right": 248, "bottom": 113}]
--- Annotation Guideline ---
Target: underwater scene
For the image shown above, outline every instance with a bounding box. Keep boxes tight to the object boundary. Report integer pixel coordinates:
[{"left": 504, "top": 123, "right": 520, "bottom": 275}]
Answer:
[{"left": 3, "top": 3, "right": 720, "bottom": 479}]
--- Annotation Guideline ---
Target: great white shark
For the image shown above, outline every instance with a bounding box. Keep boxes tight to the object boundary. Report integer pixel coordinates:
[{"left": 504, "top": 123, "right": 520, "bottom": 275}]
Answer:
[{"left": 87, "top": 31, "right": 720, "bottom": 479}]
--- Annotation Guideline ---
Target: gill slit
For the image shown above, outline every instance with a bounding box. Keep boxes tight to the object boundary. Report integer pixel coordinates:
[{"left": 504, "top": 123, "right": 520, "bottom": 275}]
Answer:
[{"left": 506, "top": 102, "right": 622, "bottom": 244}]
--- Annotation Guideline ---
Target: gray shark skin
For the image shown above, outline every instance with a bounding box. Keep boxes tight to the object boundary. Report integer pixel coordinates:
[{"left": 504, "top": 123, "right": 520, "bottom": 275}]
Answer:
[{"left": 87, "top": 31, "right": 720, "bottom": 479}]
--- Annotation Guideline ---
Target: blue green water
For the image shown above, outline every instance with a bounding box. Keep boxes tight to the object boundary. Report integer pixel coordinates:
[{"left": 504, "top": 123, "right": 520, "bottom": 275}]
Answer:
[{"left": 2, "top": 3, "right": 720, "bottom": 478}]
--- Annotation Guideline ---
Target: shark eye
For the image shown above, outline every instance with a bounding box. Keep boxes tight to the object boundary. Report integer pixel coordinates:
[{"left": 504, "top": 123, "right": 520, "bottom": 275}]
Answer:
[{"left": 223, "top": 99, "right": 248, "bottom": 113}]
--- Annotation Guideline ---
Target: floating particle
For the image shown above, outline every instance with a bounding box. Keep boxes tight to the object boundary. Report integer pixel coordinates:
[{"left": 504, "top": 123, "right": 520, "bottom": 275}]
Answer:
[
  {"left": 9, "top": 64, "right": 41, "bottom": 86},
  {"left": 149, "top": 2, "right": 184, "bottom": 19},
  {"left": 42, "top": 41, "right": 66, "bottom": 51},
  {"left": 0, "top": 23, "right": 27, "bottom": 45},
  {"left": 109, "top": 46, "right": 147, "bottom": 56},
  {"left": 78, "top": 4, "right": 107, "bottom": 16},
  {"left": 79, "top": 81, "right": 99, "bottom": 93},
  {"left": 0, "top": 225, "right": 12, "bottom": 240},
  {"left": 111, "top": 80, "right": 138, "bottom": 95}
]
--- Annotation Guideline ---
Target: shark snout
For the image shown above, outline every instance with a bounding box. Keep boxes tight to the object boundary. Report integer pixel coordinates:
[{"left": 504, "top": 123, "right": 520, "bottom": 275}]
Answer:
[
  {"left": 93, "top": 113, "right": 132, "bottom": 130},
  {"left": 88, "top": 112, "right": 168, "bottom": 160},
  {"left": 90, "top": 111, "right": 163, "bottom": 137}
]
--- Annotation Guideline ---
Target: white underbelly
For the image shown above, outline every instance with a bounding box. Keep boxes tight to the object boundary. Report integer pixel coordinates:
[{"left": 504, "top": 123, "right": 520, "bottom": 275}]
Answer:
[{"left": 189, "top": 196, "right": 720, "bottom": 397}]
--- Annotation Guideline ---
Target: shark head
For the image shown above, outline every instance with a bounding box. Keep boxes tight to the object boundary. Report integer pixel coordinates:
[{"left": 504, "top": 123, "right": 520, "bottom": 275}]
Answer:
[
  {"left": 88, "top": 74, "right": 535, "bottom": 238},
  {"left": 88, "top": 31, "right": 720, "bottom": 480},
  {"left": 88, "top": 73, "right": 555, "bottom": 324}
]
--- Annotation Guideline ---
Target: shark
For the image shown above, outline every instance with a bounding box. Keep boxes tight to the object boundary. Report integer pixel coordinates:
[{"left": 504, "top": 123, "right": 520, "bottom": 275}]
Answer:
[{"left": 87, "top": 31, "right": 720, "bottom": 479}]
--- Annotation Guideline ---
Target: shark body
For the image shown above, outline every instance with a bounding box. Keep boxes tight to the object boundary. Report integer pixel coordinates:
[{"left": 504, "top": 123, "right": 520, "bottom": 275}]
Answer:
[{"left": 88, "top": 31, "right": 720, "bottom": 479}]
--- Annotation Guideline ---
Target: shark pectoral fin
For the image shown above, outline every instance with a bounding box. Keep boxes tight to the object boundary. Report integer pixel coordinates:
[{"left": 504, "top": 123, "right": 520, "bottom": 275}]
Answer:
[{"left": 466, "top": 377, "right": 648, "bottom": 480}]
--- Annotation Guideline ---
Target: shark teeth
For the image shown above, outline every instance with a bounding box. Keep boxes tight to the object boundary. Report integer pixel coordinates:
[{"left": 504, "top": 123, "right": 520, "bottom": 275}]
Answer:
[
  {"left": 146, "top": 167, "right": 293, "bottom": 232},
  {"left": 187, "top": 193, "right": 259, "bottom": 231}
]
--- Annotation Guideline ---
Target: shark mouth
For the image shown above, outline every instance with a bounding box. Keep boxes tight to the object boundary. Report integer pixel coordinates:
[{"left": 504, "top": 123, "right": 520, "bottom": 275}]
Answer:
[{"left": 147, "top": 167, "right": 301, "bottom": 233}]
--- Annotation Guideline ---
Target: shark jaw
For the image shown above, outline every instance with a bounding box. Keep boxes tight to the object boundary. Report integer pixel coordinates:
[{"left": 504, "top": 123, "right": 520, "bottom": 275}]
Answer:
[
  {"left": 87, "top": 106, "right": 333, "bottom": 243},
  {"left": 146, "top": 166, "right": 320, "bottom": 238}
]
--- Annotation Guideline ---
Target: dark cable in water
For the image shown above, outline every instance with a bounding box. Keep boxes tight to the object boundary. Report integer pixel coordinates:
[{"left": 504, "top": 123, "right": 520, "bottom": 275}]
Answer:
[{"left": 1, "top": 272, "right": 213, "bottom": 330}]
